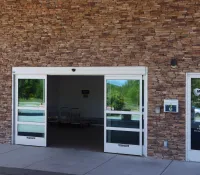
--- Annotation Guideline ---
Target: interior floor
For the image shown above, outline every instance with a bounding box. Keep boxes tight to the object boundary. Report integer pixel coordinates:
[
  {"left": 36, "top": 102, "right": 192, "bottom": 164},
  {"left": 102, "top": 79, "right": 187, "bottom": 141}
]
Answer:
[{"left": 47, "top": 124, "right": 104, "bottom": 152}]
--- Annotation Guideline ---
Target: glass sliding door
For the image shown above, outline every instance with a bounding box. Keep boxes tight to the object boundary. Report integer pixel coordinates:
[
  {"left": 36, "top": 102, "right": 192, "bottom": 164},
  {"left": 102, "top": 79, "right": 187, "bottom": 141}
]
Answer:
[
  {"left": 187, "top": 75, "right": 200, "bottom": 161},
  {"left": 104, "top": 75, "right": 143, "bottom": 155},
  {"left": 15, "top": 75, "right": 47, "bottom": 146}
]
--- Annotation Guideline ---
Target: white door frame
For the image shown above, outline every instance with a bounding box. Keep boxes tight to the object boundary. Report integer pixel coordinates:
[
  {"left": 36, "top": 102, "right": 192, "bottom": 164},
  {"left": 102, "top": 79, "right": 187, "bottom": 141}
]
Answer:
[
  {"left": 104, "top": 75, "right": 143, "bottom": 155},
  {"left": 12, "top": 66, "right": 148, "bottom": 156},
  {"left": 15, "top": 75, "right": 47, "bottom": 146},
  {"left": 186, "top": 73, "right": 200, "bottom": 161}
]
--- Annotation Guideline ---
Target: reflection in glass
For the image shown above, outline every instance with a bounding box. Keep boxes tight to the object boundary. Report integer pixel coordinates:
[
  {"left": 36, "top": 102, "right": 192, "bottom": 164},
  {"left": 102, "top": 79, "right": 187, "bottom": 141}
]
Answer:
[
  {"left": 106, "top": 130, "right": 139, "bottom": 145},
  {"left": 191, "top": 78, "right": 200, "bottom": 150},
  {"left": 18, "top": 109, "right": 45, "bottom": 123},
  {"left": 18, "top": 79, "right": 45, "bottom": 107},
  {"left": 106, "top": 113, "right": 140, "bottom": 128},
  {"left": 106, "top": 80, "right": 140, "bottom": 112},
  {"left": 18, "top": 124, "right": 45, "bottom": 137}
]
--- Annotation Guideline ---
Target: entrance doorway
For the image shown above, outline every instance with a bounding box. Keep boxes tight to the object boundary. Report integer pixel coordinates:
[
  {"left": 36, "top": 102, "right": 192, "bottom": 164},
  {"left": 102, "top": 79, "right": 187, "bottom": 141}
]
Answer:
[
  {"left": 47, "top": 75, "right": 104, "bottom": 151},
  {"left": 12, "top": 67, "right": 147, "bottom": 157},
  {"left": 186, "top": 73, "right": 200, "bottom": 161}
]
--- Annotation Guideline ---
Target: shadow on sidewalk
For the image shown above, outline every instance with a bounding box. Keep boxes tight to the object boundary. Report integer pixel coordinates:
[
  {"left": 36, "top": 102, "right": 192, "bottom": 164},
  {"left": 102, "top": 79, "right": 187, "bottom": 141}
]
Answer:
[{"left": 0, "top": 167, "right": 75, "bottom": 175}]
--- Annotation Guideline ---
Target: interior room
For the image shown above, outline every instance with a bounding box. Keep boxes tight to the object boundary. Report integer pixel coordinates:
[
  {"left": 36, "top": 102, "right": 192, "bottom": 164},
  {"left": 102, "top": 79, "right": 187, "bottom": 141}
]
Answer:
[{"left": 47, "top": 75, "right": 104, "bottom": 151}]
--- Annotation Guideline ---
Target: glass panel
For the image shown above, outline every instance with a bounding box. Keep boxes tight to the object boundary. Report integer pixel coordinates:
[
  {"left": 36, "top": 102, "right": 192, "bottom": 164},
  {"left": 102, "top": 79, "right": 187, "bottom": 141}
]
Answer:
[
  {"left": 142, "top": 115, "right": 144, "bottom": 129},
  {"left": 18, "top": 124, "right": 45, "bottom": 138},
  {"left": 106, "top": 113, "right": 140, "bottom": 128},
  {"left": 142, "top": 80, "right": 144, "bottom": 108},
  {"left": 18, "top": 79, "right": 45, "bottom": 107},
  {"left": 106, "top": 130, "right": 139, "bottom": 145},
  {"left": 191, "top": 78, "right": 200, "bottom": 150},
  {"left": 18, "top": 109, "right": 45, "bottom": 123},
  {"left": 106, "top": 80, "right": 140, "bottom": 112},
  {"left": 142, "top": 132, "right": 144, "bottom": 145}
]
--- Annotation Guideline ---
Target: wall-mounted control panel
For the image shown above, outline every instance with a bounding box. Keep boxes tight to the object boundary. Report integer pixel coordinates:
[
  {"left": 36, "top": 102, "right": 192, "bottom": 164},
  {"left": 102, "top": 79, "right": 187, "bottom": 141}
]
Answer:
[{"left": 164, "top": 99, "right": 179, "bottom": 113}]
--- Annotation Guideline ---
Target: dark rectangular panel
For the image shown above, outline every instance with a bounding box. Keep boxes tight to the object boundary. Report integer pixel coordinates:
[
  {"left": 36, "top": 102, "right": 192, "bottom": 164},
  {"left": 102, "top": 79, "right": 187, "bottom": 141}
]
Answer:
[{"left": 106, "top": 130, "right": 139, "bottom": 145}]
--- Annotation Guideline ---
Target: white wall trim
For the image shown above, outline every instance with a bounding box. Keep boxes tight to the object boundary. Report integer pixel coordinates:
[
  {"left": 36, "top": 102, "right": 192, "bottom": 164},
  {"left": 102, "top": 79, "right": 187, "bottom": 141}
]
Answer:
[{"left": 12, "top": 67, "right": 147, "bottom": 75}]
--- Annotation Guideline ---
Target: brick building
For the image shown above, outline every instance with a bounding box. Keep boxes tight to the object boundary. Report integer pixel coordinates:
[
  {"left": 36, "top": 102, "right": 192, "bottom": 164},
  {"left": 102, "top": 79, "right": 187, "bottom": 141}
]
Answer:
[{"left": 0, "top": 0, "right": 200, "bottom": 161}]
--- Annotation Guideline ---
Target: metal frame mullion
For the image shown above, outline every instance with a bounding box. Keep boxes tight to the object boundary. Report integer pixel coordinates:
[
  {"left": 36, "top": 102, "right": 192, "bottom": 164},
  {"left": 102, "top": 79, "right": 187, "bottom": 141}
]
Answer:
[
  {"left": 106, "top": 127, "right": 140, "bottom": 132},
  {"left": 105, "top": 75, "right": 142, "bottom": 80},
  {"left": 17, "top": 107, "right": 46, "bottom": 110},
  {"left": 139, "top": 77, "right": 143, "bottom": 150},
  {"left": 188, "top": 76, "right": 191, "bottom": 152},
  {"left": 105, "top": 111, "right": 141, "bottom": 115},
  {"left": 17, "top": 121, "right": 45, "bottom": 125}
]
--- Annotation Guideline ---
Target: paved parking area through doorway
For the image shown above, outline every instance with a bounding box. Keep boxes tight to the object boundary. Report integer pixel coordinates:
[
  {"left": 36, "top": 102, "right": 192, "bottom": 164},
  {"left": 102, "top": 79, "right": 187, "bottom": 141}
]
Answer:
[{"left": 0, "top": 144, "right": 199, "bottom": 175}]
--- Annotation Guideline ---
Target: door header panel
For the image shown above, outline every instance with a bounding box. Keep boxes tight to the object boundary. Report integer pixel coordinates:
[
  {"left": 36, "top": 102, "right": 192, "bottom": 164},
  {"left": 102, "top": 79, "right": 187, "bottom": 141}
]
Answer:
[{"left": 12, "top": 67, "right": 147, "bottom": 76}]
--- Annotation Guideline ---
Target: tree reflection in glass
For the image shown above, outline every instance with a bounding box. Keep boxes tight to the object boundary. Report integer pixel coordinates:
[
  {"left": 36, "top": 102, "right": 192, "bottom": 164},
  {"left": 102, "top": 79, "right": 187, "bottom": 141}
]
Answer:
[
  {"left": 106, "top": 80, "right": 140, "bottom": 112},
  {"left": 18, "top": 79, "right": 45, "bottom": 107}
]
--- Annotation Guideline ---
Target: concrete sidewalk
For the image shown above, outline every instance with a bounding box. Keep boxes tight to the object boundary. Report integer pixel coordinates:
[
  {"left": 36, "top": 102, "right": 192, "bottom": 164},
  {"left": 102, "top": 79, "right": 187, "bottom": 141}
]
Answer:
[{"left": 0, "top": 144, "right": 199, "bottom": 175}]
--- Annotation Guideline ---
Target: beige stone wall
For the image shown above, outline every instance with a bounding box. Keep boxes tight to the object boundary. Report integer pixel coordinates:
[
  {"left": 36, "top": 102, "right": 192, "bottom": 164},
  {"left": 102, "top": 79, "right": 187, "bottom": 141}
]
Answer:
[{"left": 0, "top": 0, "right": 200, "bottom": 160}]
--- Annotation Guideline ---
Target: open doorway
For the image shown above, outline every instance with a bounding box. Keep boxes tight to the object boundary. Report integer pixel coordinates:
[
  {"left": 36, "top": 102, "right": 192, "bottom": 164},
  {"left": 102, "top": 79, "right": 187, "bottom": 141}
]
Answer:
[
  {"left": 47, "top": 75, "right": 104, "bottom": 152},
  {"left": 13, "top": 67, "right": 147, "bottom": 157}
]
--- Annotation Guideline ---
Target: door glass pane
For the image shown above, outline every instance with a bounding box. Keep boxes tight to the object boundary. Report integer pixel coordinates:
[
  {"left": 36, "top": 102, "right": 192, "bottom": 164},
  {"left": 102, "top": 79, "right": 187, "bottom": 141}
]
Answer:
[
  {"left": 18, "top": 109, "right": 45, "bottom": 123},
  {"left": 106, "top": 80, "right": 140, "bottom": 112},
  {"left": 106, "top": 130, "right": 139, "bottom": 145},
  {"left": 18, "top": 124, "right": 45, "bottom": 138},
  {"left": 142, "top": 132, "right": 144, "bottom": 145},
  {"left": 191, "top": 78, "right": 200, "bottom": 150},
  {"left": 106, "top": 113, "right": 140, "bottom": 128},
  {"left": 18, "top": 79, "right": 45, "bottom": 107}
]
